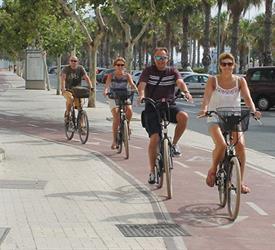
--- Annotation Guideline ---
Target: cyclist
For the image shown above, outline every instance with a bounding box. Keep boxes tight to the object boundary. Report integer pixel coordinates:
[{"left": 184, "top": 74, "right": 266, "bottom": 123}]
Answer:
[
  {"left": 138, "top": 47, "right": 193, "bottom": 184},
  {"left": 103, "top": 56, "right": 138, "bottom": 149},
  {"left": 198, "top": 52, "right": 261, "bottom": 193},
  {"left": 61, "top": 56, "right": 93, "bottom": 122}
]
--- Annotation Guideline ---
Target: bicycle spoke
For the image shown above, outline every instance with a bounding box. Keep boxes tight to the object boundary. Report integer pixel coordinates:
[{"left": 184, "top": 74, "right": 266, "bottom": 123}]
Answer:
[{"left": 78, "top": 111, "right": 89, "bottom": 144}]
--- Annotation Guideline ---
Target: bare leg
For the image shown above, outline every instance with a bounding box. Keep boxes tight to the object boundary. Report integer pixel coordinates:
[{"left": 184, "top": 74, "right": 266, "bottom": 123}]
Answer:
[
  {"left": 148, "top": 133, "right": 160, "bottom": 173},
  {"left": 233, "top": 132, "right": 250, "bottom": 193},
  {"left": 207, "top": 125, "right": 227, "bottom": 186},
  {"left": 172, "top": 111, "right": 188, "bottom": 145},
  {"left": 111, "top": 108, "right": 120, "bottom": 148}
]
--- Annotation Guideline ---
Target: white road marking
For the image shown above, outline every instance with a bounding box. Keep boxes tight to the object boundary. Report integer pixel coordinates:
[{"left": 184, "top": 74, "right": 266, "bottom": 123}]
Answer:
[
  {"left": 94, "top": 137, "right": 109, "bottom": 142},
  {"left": 247, "top": 164, "right": 275, "bottom": 178},
  {"left": 85, "top": 142, "right": 100, "bottom": 145},
  {"left": 219, "top": 216, "right": 248, "bottom": 229},
  {"left": 174, "top": 160, "right": 190, "bottom": 168},
  {"left": 194, "top": 171, "right": 207, "bottom": 178},
  {"left": 28, "top": 124, "right": 39, "bottom": 127},
  {"left": 186, "top": 156, "right": 211, "bottom": 162},
  {"left": 130, "top": 145, "right": 143, "bottom": 149},
  {"left": 44, "top": 128, "right": 57, "bottom": 132},
  {"left": 246, "top": 202, "right": 268, "bottom": 215}
]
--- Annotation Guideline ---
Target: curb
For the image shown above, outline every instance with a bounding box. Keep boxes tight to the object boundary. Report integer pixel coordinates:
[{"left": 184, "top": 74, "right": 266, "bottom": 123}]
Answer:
[{"left": 0, "top": 148, "right": 5, "bottom": 162}]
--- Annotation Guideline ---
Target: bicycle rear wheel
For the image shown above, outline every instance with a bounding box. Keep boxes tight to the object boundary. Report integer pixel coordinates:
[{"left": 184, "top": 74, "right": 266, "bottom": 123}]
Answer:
[
  {"left": 227, "top": 156, "right": 241, "bottom": 221},
  {"left": 64, "top": 110, "right": 74, "bottom": 140},
  {"left": 155, "top": 152, "right": 163, "bottom": 188},
  {"left": 122, "top": 120, "right": 129, "bottom": 159},
  {"left": 163, "top": 139, "right": 173, "bottom": 199},
  {"left": 78, "top": 110, "right": 89, "bottom": 144},
  {"left": 217, "top": 163, "right": 227, "bottom": 208}
]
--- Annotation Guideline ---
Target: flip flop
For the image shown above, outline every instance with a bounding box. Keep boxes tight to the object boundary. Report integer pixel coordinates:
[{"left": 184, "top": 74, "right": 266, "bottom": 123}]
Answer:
[
  {"left": 241, "top": 184, "right": 251, "bottom": 194},
  {"left": 206, "top": 170, "right": 216, "bottom": 187}
]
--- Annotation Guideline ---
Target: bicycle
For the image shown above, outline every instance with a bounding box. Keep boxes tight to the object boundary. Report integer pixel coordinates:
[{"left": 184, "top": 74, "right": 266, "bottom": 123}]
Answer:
[
  {"left": 200, "top": 106, "right": 259, "bottom": 220},
  {"left": 108, "top": 88, "right": 135, "bottom": 159},
  {"left": 64, "top": 86, "right": 90, "bottom": 144},
  {"left": 142, "top": 92, "right": 186, "bottom": 199}
]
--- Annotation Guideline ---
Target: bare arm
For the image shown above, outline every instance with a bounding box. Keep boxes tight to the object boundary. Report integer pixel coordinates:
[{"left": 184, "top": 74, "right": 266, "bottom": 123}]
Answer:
[
  {"left": 176, "top": 78, "right": 193, "bottom": 102},
  {"left": 60, "top": 72, "right": 66, "bottom": 94},
  {"left": 137, "top": 81, "right": 146, "bottom": 103},
  {"left": 83, "top": 74, "right": 93, "bottom": 89},
  {"left": 198, "top": 75, "right": 215, "bottom": 115},
  {"left": 239, "top": 77, "right": 261, "bottom": 118},
  {"left": 103, "top": 74, "right": 112, "bottom": 96},
  {"left": 127, "top": 73, "right": 138, "bottom": 93}
]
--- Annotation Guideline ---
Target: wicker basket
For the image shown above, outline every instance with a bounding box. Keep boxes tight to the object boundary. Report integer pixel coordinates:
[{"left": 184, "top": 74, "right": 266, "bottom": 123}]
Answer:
[
  {"left": 216, "top": 107, "right": 251, "bottom": 132},
  {"left": 109, "top": 88, "right": 134, "bottom": 105},
  {"left": 72, "top": 86, "right": 90, "bottom": 98}
]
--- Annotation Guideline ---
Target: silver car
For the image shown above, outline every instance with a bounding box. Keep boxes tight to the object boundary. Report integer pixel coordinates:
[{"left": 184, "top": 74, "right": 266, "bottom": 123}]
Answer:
[{"left": 183, "top": 73, "right": 209, "bottom": 96}]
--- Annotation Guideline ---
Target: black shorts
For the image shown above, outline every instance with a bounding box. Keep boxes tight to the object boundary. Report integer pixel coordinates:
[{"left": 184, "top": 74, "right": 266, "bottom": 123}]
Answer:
[{"left": 142, "top": 105, "right": 183, "bottom": 137}]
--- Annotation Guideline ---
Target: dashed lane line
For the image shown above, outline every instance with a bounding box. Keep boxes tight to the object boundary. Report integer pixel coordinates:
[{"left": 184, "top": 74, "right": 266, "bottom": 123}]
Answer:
[
  {"left": 194, "top": 171, "right": 207, "bottom": 178},
  {"left": 246, "top": 202, "right": 268, "bottom": 216},
  {"left": 247, "top": 164, "right": 275, "bottom": 178},
  {"left": 44, "top": 128, "right": 58, "bottom": 132},
  {"left": 174, "top": 160, "right": 190, "bottom": 168},
  {"left": 28, "top": 124, "right": 39, "bottom": 127}
]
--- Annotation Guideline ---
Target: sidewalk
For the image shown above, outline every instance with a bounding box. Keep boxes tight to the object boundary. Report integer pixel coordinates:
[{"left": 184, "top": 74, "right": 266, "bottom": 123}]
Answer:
[{"left": 0, "top": 71, "right": 187, "bottom": 249}]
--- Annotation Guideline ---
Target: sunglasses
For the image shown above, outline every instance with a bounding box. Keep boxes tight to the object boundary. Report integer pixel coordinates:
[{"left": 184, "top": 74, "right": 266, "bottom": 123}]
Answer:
[
  {"left": 70, "top": 60, "right": 78, "bottom": 63},
  {"left": 154, "top": 56, "right": 168, "bottom": 61},
  {"left": 116, "top": 64, "right": 125, "bottom": 67},
  {"left": 220, "top": 62, "right": 234, "bottom": 67}
]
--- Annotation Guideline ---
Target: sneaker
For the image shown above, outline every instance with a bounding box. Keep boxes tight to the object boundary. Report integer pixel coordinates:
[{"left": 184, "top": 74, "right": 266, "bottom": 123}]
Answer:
[
  {"left": 148, "top": 173, "right": 155, "bottom": 184},
  {"left": 172, "top": 144, "right": 182, "bottom": 157}
]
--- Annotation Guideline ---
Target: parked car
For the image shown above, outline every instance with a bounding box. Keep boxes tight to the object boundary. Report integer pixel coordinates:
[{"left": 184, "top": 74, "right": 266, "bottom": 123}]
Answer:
[
  {"left": 245, "top": 66, "right": 275, "bottom": 111},
  {"left": 131, "top": 70, "right": 142, "bottom": 85},
  {"left": 101, "top": 68, "right": 115, "bottom": 84},
  {"left": 183, "top": 73, "right": 209, "bottom": 96},
  {"left": 48, "top": 65, "right": 66, "bottom": 74},
  {"left": 179, "top": 71, "right": 193, "bottom": 78}
]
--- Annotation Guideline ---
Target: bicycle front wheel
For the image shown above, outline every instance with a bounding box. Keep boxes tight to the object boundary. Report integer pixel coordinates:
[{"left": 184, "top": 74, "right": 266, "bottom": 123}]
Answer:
[
  {"left": 78, "top": 110, "right": 89, "bottom": 144},
  {"left": 227, "top": 156, "right": 241, "bottom": 221},
  {"left": 64, "top": 110, "right": 74, "bottom": 140},
  {"left": 163, "top": 139, "right": 173, "bottom": 199},
  {"left": 217, "top": 162, "right": 227, "bottom": 208},
  {"left": 122, "top": 120, "right": 129, "bottom": 159}
]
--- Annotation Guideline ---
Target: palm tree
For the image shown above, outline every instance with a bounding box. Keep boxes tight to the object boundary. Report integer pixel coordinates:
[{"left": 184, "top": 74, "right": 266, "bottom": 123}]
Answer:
[
  {"left": 224, "top": 0, "right": 262, "bottom": 64},
  {"left": 263, "top": 0, "right": 273, "bottom": 65}
]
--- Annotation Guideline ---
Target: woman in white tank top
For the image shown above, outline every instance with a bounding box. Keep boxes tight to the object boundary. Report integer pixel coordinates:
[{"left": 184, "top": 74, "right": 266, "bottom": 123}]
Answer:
[{"left": 198, "top": 52, "right": 261, "bottom": 194}]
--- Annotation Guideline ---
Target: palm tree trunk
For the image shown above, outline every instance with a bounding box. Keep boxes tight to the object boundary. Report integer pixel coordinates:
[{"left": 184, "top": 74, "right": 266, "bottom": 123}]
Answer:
[
  {"left": 263, "top": 0, "right": 273, "bottom": 65},
  {"left": 181, "top": 15, "right": 189, "bottom": 69},
  {"left": 202, "top": 0, "right": 211, "bottom": 72}
]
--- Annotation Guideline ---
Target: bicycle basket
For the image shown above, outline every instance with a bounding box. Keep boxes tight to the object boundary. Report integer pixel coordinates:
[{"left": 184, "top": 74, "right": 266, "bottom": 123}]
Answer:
[
  {"left": 216, "top": 107, "right": 251, "bottom": 132},
  {"left": 110, "top": 88, "right": 134, "bottom": 105},
  {"left": 72, "top": 86, "right": 90, "bottom": 98}
]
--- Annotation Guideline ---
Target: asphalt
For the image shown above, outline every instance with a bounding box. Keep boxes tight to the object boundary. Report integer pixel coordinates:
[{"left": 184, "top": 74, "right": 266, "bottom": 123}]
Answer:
[{"left": 0, "top": 69, "right": 275, "bottom": 250}]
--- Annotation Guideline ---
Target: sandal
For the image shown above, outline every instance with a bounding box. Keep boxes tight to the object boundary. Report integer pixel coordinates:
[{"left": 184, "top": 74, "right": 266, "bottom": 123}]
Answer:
[
  {"left": 206, "top": 169, "right": 216, "bottom": 187},
  {"left": 241, "top": 184, "right": 251, "bottom": 194}
]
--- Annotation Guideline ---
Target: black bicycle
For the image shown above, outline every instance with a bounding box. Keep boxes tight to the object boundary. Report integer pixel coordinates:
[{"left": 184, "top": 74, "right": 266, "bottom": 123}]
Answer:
[
  {"left": 64, "top": 86, "right": 90, "bottom": 144},
  {"left": 201, "top": 106, "right": 259, "bottom": 220},
  {"left": 108, "top": 88, "right": 135, "bottom": 159},
  {"left": 142, "top": 92, "right": 186, "bottom": 199}
]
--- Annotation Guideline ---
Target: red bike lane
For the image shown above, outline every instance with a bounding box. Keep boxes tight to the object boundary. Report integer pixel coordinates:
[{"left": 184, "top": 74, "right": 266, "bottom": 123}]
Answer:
[{"left": 1, "top": 112, "right": 275, "bottom": 250}]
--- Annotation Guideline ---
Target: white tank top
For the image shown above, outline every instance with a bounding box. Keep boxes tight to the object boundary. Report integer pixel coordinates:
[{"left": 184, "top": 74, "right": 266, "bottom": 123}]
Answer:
[{"left": 207, "top": 76, "right": 241, "bottom": 123}]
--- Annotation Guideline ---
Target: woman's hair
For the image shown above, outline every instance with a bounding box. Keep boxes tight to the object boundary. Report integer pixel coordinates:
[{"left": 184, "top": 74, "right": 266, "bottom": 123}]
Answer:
[
  {"left": 219, "top": 52, "right": 235, "bottom": 65},
  {"left": 113, "top": 56, "right": 126, "bottom": 66}
]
